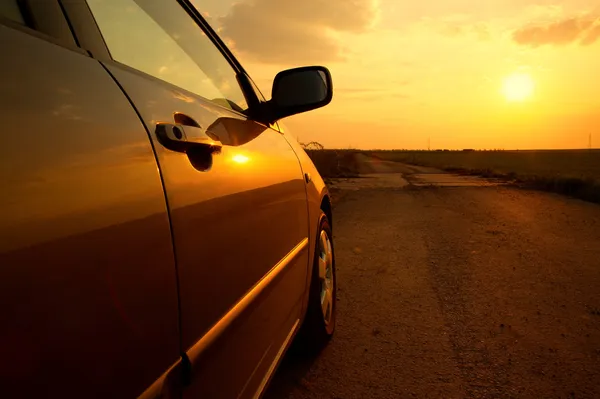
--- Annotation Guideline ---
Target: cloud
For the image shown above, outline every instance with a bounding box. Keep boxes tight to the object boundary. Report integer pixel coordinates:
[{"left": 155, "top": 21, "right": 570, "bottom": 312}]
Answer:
[
  {"left": 472, "top": 24, "right": 492, "bottom": 41},
  {"left": 581, "top": 24, "right": 600, "bottom": 45},
  {"left": 420, "top": 15, "right": 492, "bottom": 41},
  {"left": 333, "top": 87, "right": 411, "bottom": 102},
  {"left": 337, "top": 82, "right": 410, "bottom": 95},
  {"left": 512, "top": 15, "right": 600, "bottom": 47},
  {"left": 438, "top": 22, "right": 491, "bottom": 41},
  {"left": 336, "top": 88, "right": 383, "bottom": 94},
  {"left": 218, "top": 0, "right": 378, "bottom": 64}
]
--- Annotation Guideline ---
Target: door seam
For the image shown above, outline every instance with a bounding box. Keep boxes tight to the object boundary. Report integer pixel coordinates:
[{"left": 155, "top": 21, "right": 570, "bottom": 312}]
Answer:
[
  {"left": 281, "top": 132, "right": 313, "bottom": 316},
  {"left": 97, "top": 60, "right": 185, "bottom": 355}
]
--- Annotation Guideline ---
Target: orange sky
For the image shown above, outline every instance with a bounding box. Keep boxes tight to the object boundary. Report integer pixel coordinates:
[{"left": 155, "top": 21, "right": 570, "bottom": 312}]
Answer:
[{"left": 193, "top": 0, "right": 600, "bottom": 150}]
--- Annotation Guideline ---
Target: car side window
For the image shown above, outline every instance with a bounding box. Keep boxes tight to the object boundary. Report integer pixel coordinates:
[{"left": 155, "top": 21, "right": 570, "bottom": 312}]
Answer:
[
  {"left": 87, "top": 0, "right": 248, "bottom": 112},
  {"left": 247, "top": 75, "right": 267, "bottom": 103},
  {"left": 0, "top": 1, "right": 26, "bottom": 25}
]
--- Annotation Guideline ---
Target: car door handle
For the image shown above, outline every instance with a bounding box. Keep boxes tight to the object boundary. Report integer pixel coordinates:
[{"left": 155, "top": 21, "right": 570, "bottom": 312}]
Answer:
[{"left": 155, "top": 123, "right": 222, "bottom": 153}]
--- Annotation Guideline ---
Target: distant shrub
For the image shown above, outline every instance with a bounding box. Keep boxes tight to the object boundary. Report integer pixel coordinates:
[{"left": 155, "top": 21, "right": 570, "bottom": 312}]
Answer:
[
  {"left": 300, "top": 141, "right": 324, "bottom": 150},
  {"left": 304, "top": 149, "right": 361, "bottom": 178}
]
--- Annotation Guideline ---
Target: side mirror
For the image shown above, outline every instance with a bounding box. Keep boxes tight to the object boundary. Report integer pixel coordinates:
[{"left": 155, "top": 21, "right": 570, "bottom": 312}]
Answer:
[{"left": 268, "top": 66, "right": 333, "bottom": 122}]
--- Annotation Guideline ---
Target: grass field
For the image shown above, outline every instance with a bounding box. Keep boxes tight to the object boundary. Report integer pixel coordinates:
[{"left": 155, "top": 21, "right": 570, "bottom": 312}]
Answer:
[
  {"left": 305, "top": 149, "right": 600, "bottom": 203},
  {"left": 304, "top": 149, "right": 362, "bottom": 178}
]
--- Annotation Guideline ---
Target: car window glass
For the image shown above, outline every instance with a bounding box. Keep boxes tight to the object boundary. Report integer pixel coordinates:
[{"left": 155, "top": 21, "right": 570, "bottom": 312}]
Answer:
[
  {"left": 87, "top": 0, "right": 247, "bottom": 112},
  {"left": 0, "top": 1, "right": 25, "bottom": 25},
  {"left": 248, "top": 75, "right": 266, "bottom": 102}
]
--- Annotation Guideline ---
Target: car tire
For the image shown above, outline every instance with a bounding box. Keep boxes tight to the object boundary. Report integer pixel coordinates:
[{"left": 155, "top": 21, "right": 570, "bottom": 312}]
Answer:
[{"left": 296, "top": 212, "right": 336, "bottom": 353}]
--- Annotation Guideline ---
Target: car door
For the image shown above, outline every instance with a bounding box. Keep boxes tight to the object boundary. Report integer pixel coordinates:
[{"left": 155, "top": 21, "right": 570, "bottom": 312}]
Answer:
[
  {"left": 0, "top": 3, "right": 180, "bottom": 398},
  {"left": 78, "top": 1, "right": 311, "bottom": 397}
]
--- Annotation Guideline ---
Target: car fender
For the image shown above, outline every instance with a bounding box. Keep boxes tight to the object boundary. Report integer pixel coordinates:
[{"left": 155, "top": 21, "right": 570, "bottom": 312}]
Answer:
[{"left": 278, "top": 125, "right": 331, "bottom": 320}]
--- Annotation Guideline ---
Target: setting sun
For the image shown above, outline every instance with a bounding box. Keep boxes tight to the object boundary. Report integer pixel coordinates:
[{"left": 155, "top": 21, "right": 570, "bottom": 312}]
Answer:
[
  {"left": 195, "top": 0, "right": 600, "bottom": 149},
  {"left": 232, "top": 154, "right": 250, "bottom": 164},
  {"left": 502, "top": 73, "right": 535, "bottom": 102}
]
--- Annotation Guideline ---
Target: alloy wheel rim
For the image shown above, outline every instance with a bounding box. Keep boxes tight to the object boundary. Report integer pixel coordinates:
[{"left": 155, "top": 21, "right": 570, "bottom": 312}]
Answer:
[{"left": 318, "top": 230, "right": 334, "bottom": 325}]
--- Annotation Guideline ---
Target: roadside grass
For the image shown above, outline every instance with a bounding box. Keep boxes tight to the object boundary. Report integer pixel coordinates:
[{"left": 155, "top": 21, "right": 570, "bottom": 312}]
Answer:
[
  {"left": 374, "top": 149, "right": 600, "bottom": 203},
  {"left": 306, "top": 148, "right": 600, "bottom": 204},
  {"left": 304, "top": 149, "right": 362, "bottom": 178},
  {"left": 304, "top": 149, "right": 366, "bottom": 206}
]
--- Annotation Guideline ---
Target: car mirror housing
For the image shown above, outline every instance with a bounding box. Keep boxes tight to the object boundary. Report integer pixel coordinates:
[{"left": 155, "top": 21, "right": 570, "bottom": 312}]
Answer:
[{"left": 266, "top": 66, "right": 333, "bottom": 123}]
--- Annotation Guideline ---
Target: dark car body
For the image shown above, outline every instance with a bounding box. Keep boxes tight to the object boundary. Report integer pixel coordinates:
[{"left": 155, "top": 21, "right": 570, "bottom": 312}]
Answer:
[{"left": 0, "top": 1, "right": 334, "bottom": 397}]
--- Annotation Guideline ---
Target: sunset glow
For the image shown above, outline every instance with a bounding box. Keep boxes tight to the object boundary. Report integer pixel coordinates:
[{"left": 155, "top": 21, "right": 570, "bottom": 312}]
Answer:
[
  {"left": 231, "top": 154, "right": 250, "bottom": 164},
  {"left": 502, "top": 73, "right": 535, "bottom": 102},
  {"left": 194, "top": 0, "right": 600, "bottom": 150}
]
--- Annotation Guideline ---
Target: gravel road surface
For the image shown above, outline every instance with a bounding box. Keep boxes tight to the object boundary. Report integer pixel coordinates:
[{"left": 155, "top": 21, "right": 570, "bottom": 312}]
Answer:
[{"left": 264, "top": 156, "right": 600, "bottom": 399}]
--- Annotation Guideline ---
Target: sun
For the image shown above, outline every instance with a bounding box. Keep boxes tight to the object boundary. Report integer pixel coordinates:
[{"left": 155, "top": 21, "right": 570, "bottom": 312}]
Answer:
[{"left": 502, "top": 73, "right": 535, "bottom": 102}]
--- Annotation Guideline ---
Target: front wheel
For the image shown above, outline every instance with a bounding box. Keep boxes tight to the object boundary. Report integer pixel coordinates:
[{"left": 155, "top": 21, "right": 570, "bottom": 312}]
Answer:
[{"left": 297, "top": 212, "right": 336, "bottom": 352}]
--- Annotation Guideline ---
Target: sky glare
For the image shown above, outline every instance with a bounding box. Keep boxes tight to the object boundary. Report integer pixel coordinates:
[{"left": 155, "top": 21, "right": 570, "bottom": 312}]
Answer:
[{"left": 193, "top": 0, "right": 600, "bottom": 149}]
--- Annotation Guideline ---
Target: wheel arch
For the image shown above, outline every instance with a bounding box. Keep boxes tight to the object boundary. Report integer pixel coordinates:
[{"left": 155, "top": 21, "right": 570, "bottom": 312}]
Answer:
[{"left": 320, "top": 194, "right": 332, "bottom": 230}]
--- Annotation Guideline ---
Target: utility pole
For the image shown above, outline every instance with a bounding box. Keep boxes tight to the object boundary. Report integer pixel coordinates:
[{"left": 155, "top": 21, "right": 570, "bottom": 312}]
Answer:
[
  {"left": 589, "top": 132, "right": 592, "bottom": 149},
  {"left": 428, "top": 137, "right": 431, "bottom": 151}
]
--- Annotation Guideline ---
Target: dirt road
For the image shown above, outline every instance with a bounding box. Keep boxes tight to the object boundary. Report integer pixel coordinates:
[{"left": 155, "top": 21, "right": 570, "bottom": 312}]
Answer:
[{"left": 265, "top": 156, "right": 600, "bottom": 399}]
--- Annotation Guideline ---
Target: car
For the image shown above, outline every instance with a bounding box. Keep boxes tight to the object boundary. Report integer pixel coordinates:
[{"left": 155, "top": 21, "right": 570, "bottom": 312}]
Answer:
[{"left": 0, "top": 1, "right": 336, "bottom": 398}]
